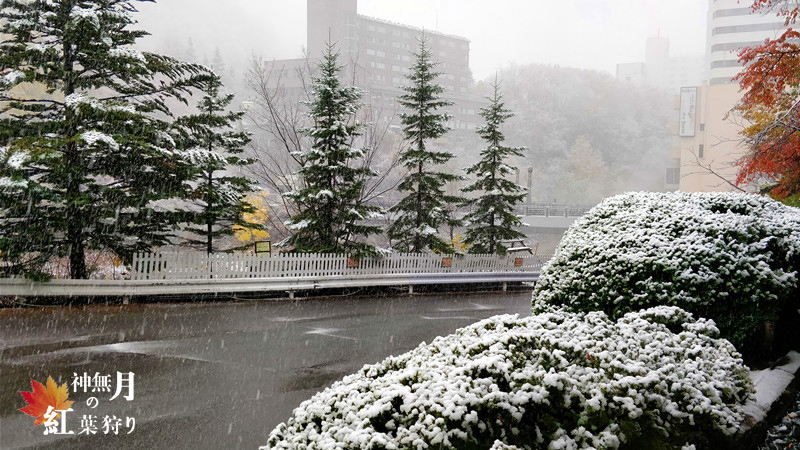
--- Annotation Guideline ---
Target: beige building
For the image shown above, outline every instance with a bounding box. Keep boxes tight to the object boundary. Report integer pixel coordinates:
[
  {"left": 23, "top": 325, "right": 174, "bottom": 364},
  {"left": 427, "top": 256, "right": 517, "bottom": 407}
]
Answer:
[
  {"left": 673, "top": 83, "right": 745, "bottom": 192},
  {"left": 672, "top": 0, "right": 786, "bottom": 193}
]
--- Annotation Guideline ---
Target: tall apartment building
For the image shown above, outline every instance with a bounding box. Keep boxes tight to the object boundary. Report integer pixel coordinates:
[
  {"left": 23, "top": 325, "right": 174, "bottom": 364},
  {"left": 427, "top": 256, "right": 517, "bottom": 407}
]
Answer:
[
  {"left": 301, "top": 0, "right": 482, "bottom": 140},
  {"left": 674, "top": 0, "right": 787, "bottom": 193},
  {"left": 706, "top": 0, "right": 786, "bottom": 86}
]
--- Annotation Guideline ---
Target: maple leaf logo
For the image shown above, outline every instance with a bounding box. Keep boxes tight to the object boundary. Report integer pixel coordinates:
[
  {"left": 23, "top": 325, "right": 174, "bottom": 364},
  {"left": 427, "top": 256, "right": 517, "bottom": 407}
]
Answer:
[{"left": 19, "top": 377, "right": 74, "bottom": 426}]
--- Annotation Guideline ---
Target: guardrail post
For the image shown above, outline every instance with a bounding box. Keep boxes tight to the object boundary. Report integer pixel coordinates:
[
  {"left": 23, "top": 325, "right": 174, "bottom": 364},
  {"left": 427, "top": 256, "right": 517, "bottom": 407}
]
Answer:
[
  {"left": 502, "top": 282, "right": 507, "bottom": 292},
  {"left": 526, "top": 167, "right": 533, "bottom": 207},
  {"left": 408, "top": 285, "right": 414, "bottom": 294}
]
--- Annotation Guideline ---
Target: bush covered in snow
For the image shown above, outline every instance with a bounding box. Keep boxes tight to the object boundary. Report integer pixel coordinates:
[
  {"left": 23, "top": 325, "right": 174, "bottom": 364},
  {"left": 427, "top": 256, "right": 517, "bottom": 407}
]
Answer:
[
  {"left": 533, "top": 191, "right": 800, "bottom": 351},
  {"left": 263, "top": 306, "right": 752, "bottom": 449}
]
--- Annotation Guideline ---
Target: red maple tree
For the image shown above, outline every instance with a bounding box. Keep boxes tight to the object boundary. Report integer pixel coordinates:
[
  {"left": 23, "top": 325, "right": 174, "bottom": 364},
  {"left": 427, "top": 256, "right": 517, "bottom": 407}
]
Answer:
[{"left": 734, "top": 0, "right": 800, "bottom": 198}]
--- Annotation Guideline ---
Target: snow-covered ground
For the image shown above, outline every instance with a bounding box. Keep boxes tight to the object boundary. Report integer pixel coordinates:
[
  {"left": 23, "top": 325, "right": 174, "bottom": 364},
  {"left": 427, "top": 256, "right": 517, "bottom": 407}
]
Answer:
[{"left": 742, "top": 351, "right": 800, "bottom": 428}]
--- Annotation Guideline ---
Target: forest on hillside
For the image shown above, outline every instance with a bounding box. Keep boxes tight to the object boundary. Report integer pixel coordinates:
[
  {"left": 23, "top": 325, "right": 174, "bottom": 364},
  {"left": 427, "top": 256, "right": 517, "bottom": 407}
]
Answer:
[{"left": 473, "top": 63, "right": 673, "bottom": 204}]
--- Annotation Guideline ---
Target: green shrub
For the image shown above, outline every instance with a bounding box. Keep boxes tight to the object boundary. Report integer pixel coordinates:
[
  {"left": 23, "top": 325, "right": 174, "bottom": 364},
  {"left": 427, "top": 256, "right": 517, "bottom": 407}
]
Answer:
[
  {"left": 263, "top": 307, "right": 752, "bottom": 449},
  {"left": 533, "top": 191, "right": 800, "bottom": 351}
]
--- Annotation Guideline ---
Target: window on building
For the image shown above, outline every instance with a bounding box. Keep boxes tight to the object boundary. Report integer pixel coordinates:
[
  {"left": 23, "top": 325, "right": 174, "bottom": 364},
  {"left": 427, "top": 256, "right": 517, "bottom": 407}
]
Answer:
[
  {"left": 712, "top": 7, "right": 752, "bottom": 19},
  {"left": 366, "top": 48, "right": 376, "bottom": 56},
  {"left": 376, "top": 50, "right": 386, "bottom": 57},
  {"left": 712, "top": 22, "right": 785, "bottom": 36},
  {"left": 665, "top": 167, "right": 680, "bottom": 185},
  {"left": 698, "top": 145, "right": 704, "bottom": 158}
]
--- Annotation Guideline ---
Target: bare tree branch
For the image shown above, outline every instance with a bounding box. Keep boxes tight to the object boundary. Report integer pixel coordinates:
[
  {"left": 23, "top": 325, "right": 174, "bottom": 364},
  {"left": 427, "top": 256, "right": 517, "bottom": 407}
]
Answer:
[{"left": 682, "top": 146, "right": 746, "bottom": 192}]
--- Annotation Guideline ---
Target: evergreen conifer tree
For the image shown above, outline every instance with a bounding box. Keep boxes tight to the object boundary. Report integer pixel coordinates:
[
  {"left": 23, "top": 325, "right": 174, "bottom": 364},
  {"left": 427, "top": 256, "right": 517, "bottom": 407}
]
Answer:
[
  {"left": 211, "top": 47, "right": 225, "bottom": 78},
  {"left": 282, "top": 44, "right": 382, "bottom": 256},
  {"left": 171, "top": 75, "right": 262, "bottom": 254},
  {"left": 387, "top": 38, "right": 460, "bottom": 254},
  {"left": 0, "top": 0, "right": 212, "bottom": 279},
  {"left": 185, "top": 37, "right": 197, "bottom": 62},
  {"left": 462, "top": 80, "right": 527, "bottom": 255}
]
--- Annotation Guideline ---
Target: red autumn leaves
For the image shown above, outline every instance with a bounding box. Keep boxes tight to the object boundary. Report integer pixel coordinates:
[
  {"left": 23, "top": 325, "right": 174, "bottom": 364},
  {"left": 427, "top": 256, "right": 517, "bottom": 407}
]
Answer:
[
  {"left": 19, "top": 377, "right": 74, "bottom": 426},
  {"left": 734, "top": 1, "right": 800, "bottom": 198}
]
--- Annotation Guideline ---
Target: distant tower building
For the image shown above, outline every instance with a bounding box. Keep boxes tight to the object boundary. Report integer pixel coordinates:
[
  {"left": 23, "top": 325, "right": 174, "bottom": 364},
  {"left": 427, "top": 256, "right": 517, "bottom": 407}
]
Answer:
[{"left": 615, "top": 36, "right": 704, "bottom": 93}]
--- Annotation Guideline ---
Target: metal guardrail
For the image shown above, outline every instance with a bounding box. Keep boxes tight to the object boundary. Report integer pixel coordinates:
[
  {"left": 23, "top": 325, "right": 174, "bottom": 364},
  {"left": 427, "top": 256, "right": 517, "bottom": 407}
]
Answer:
[
  {"left": 0, "top": 271, "right": 540, "bottom": 298},
  {"left": 1, "top": 252, "right": 546, "bottom": 298},
  {"left": 516, "top": 202, "right": 596, "bottom": 217},
  {"left": 131, "top": 252, "right": 542, "bottom": 281}
]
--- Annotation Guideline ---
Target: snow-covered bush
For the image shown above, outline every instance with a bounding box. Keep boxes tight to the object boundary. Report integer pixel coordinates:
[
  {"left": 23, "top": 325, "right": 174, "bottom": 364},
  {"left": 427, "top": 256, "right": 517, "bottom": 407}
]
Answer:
[
  {"left": 263, "top": 306, "right": 753, "bottom": 449},
  {"left": 533, "top": 191, "right": 800, "bottom": 350}
]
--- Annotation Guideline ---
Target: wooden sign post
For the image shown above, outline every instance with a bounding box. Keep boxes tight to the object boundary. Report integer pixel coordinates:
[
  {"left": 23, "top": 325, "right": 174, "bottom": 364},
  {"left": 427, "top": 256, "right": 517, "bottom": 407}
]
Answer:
[{"left": 255, "top": 241, "right": 271, "bottom": 255}]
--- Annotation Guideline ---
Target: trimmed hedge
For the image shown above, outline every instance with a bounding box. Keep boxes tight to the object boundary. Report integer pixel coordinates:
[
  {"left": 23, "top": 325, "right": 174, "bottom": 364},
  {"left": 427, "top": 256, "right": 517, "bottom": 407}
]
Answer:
[
  {"left": 262, "top": 307, "right": 752, "bottom": 449},
  {"left": 532, "top": 191, "right": 800, "bottom": 351}
]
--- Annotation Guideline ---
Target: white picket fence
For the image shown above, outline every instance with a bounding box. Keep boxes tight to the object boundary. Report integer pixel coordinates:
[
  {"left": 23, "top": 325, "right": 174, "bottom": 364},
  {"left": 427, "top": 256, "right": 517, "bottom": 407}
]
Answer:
[{"left": 131, "top": 252, "right": 543, "bottom": 281}]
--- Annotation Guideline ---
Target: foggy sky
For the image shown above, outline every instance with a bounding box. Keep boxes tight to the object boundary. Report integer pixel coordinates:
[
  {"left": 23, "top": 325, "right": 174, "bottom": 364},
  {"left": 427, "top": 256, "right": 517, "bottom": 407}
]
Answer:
[{"left": 135, "top": 0, "right": 708, "bottom": 80}]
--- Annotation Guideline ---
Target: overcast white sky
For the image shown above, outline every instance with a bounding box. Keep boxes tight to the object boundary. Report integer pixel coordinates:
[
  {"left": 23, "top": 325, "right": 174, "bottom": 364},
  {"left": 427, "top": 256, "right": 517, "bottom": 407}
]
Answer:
[{"left": 136, "top": 0, "right": 709, "bottom": 80}]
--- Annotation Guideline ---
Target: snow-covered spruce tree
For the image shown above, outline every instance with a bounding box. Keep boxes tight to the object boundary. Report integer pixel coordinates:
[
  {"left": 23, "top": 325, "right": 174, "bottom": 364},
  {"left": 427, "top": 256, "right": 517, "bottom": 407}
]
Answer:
[
  {"left": 0, "top": 0, "right": 212, "bottom": 279},
  {"left": 171, "top": 75, "right": 262, "bottom": 254},
  {"left": 388, "top": 38, "right": 461, "bottom": 254},
  {"left": 462, "top": 80, "right": 527, "bottom": 255},
  {"left": 282, "top": 44, "right": 382, "bottom": 256}
]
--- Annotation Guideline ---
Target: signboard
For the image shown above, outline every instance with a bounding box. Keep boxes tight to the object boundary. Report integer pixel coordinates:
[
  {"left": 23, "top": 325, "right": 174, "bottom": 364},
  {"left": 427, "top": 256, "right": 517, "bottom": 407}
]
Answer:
[
  {"left": 254, "top": 241, "right": 271, "bottom": 255},
  {"left": 346, "top": 257, "right": 359, "bottom": 268},
  {"left": 679, "top": 87, "right": 697, "bottom": 137},
  {"left": 441, "top": 257, "right": 453, "bottom": 268},
  {"left": 514, "top": 258, "right": 524, "bottom": 267}
]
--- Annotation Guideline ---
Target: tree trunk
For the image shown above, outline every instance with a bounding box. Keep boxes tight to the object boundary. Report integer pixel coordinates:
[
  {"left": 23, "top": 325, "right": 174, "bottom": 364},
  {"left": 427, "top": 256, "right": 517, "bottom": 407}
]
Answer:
[
  {"left": 63, "top": 8, "right": 86, "bottom": 279},
  {"left": 206, "top": 170, "right": 213, "bottom": 254}
]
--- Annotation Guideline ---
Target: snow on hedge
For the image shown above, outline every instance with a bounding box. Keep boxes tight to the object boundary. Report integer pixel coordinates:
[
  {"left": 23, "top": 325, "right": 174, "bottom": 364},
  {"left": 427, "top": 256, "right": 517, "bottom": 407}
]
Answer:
[
  {"left": 533, "top": 191, "right": 800, "bottom": 349},
  {"left": 262, "top": 306, "right": 752, "bottom": 449}
]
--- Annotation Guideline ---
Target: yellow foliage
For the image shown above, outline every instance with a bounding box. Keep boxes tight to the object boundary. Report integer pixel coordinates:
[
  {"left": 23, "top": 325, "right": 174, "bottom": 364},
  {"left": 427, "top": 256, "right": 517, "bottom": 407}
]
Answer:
[
  {"left": 450, "top": 233, "right": 469, "bottom": 253},
  {"left": 234, "top": 191, "right": 270, "bottom": 243}
]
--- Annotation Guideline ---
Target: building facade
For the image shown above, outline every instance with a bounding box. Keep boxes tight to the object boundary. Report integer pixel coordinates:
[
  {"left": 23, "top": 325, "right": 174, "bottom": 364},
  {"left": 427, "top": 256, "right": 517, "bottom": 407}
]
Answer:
[
  {"left": 673, "top": 0, "right": 787, "bottom": 193},
  {"left": 304, "top": 0, "right": 483, "bottom": 139},
  {"left": 706, "top": 0, "right": 786, "bottom": 86}
]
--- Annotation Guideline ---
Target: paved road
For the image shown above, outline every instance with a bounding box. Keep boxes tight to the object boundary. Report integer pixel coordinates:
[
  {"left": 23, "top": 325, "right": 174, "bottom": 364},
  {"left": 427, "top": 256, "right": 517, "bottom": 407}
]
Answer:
[{"left": 0, "top": 291, "right": 533, "bottom": 449}]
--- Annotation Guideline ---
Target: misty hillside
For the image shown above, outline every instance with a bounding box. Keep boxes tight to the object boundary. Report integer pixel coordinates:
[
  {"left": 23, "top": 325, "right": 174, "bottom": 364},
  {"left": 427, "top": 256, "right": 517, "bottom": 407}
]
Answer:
[{"left": 478, "top": 64, "right": 673, "bottom": 203}]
